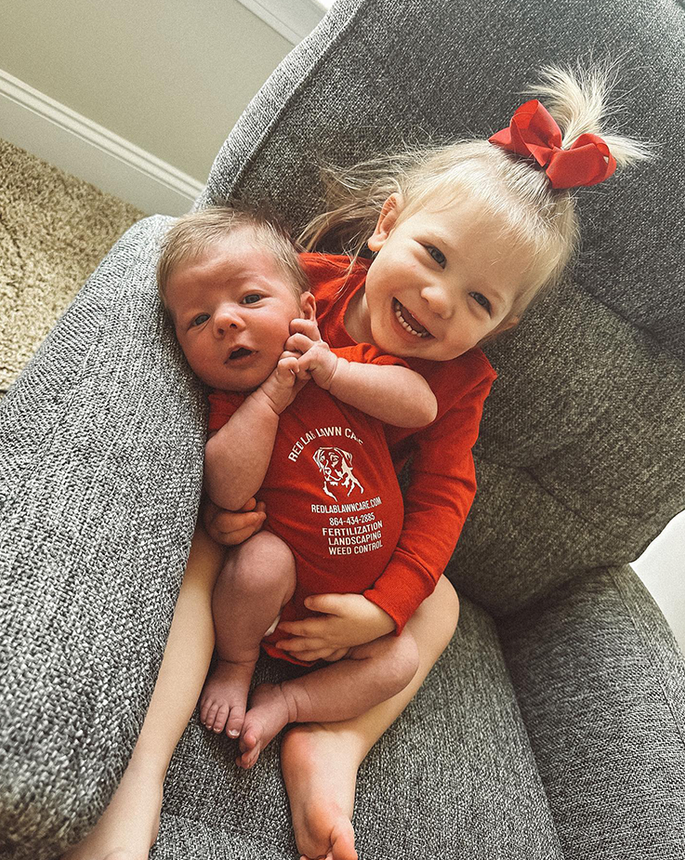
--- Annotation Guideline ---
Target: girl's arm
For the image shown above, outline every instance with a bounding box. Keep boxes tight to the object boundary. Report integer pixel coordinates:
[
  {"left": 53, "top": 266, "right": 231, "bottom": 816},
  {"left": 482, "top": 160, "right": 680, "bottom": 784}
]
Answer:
[
  {"left": 287, "top": 318, "right": 437, "bottom": 428},
  {"left": 361, "top": 365, "right": 496, "bottom": 634},
  {"left": 204, "top": 355, "right": 302, "bottom": 510}
]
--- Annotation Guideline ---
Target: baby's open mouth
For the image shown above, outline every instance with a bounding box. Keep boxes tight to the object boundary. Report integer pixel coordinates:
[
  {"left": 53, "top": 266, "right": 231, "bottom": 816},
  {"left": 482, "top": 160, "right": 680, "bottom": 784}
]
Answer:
[
  {"left": 227, "top": 347, "right": 253, "bottom": 361},
  {"left": 393, "top": 299, "right": 432, "bottom": 338}
]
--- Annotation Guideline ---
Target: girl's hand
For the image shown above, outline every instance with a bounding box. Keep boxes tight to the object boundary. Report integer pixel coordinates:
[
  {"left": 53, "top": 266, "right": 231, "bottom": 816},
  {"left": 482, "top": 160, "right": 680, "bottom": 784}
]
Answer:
[
  {"left": 274, "top": 593, "right": 396, "bottom": 661},
  {"left": 202, "top": 497, "right": 266, "bottom": 546},
  {"left": 286, "top": 319, "right": 339, "bottom": 390}
]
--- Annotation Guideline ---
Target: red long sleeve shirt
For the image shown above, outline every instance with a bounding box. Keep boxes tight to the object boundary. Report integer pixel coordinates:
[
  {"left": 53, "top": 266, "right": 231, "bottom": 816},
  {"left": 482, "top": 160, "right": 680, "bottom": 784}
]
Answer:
[{"left": 301, "top": 253, "right": 497, "bottom": 633}]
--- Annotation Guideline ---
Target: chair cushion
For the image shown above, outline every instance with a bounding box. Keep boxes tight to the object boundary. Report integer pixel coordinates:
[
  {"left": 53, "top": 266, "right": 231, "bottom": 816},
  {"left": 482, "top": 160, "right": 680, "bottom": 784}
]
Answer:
[{"left": 154, "top": 596, "right": 564, "bottom": 860}]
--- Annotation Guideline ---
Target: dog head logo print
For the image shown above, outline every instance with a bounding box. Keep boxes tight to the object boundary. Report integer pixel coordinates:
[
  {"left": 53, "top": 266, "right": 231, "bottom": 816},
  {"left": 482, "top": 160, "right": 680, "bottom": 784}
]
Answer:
[{"left": 313, "top": 447, "right": 364, "bottom": 501}]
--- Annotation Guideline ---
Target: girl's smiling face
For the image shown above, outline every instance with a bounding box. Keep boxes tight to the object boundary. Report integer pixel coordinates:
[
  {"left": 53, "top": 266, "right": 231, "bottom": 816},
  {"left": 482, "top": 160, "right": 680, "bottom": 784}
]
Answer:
[{"left": 345, "top": 194, "right": 528, "bottom": 359}]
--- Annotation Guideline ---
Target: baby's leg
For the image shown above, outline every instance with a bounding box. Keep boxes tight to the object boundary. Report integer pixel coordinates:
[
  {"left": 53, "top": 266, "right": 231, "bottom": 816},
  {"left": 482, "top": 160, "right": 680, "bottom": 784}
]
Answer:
[
  {"left": 281, "top": 576, "right": 460, "bottom": 860},
  {"left": 236, "top": 628, "right": 419, "bottom": 770},
  {"left": 200, "top": 531, "right": 296, "bottom": 737},
  {"left": 62, "top": 522, "right": 225, "bottom": 860}
]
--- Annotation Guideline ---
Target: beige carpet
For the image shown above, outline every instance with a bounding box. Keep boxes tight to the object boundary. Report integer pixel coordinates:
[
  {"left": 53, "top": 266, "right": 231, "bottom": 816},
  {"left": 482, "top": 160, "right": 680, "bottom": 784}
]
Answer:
[{"left": 0, "top": 138, "right": 145, "bottom": 392}]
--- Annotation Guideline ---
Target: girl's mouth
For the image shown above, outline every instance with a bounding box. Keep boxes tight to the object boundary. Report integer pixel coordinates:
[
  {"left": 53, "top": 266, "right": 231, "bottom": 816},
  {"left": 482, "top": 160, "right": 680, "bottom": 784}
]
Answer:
[{"left": 392, "top": 299, "right": 432, "bottom": 338}]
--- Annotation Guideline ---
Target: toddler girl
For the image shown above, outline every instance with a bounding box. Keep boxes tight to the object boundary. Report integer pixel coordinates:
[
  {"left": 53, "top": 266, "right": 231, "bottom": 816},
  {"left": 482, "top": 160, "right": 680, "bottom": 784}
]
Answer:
[{"left": 63, "top": 65, "right": 649, "bottom": 860}]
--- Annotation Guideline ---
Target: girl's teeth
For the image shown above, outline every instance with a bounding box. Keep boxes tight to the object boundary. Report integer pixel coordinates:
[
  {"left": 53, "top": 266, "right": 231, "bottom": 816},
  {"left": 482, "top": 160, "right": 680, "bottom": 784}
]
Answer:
[{"left": 393, "top": 300, "right": 430, "bottom": 338}]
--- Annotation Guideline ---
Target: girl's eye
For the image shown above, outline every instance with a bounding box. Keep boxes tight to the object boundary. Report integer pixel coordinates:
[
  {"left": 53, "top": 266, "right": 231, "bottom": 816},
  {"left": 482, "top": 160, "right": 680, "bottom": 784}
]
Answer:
[
  {"left": 191, "top": 313, "right": 210, "bottom": 327},
  {"left": 242, "top": 293, "right": 262, "bottom": 305},
  {"left": 470, "top": 292, "right": 491, "bottom": 313},
  {"left": 426, "top": 246, "right": 446, "bottom": 268}
]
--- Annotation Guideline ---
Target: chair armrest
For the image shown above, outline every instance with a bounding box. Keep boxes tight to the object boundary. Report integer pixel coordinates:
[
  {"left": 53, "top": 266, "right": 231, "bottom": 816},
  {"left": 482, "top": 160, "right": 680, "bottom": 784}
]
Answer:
[
  {"left": 0, "top": 215, "right": 206, "bottom": 855},
  {"left": 497, "top": 564, "right": 685, "bottom": 859}
]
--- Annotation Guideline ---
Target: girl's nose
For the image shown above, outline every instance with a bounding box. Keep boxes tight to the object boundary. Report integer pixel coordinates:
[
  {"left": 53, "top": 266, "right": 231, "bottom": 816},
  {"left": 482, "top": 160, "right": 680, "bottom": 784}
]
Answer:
[
  {"left": 213, "top": 304, "right": 245, "bottom": 335},
  {"left": 420, "top": 283, "right": 453, "bottom": 319}
]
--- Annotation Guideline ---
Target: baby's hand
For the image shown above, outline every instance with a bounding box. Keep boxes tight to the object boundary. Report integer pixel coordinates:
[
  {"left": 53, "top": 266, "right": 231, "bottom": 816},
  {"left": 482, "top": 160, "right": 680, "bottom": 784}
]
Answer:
[
  {"left": 202, "top": 496, "right": 266, "bottom": 546},
  {"left": 257, "top": 351, "right": 307, "bottom": 414},
  {"left": 286, "top": 319, "right": 339, "bottom": 390}
]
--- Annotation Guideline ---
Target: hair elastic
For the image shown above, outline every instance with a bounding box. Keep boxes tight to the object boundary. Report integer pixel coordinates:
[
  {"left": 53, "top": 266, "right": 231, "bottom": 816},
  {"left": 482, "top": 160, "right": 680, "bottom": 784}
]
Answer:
[{"left": 489, "top": 99, "right": 616, "bottom": 189}]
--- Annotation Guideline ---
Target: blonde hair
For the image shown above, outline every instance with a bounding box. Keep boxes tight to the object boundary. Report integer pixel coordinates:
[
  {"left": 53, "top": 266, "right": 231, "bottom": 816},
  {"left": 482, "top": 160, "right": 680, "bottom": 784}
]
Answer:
[
  {"left": 299, "top": 65, "right": 652, "bottom": 328},
  {"left": 157, "top": 207, "right": 310, "bottom": 305}
]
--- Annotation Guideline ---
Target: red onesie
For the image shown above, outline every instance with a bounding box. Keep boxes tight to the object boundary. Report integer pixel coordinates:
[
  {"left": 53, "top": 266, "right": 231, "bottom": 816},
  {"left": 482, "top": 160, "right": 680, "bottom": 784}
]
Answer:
[{"left": 208, "top": 344, "right": 408, "bottom": 664}]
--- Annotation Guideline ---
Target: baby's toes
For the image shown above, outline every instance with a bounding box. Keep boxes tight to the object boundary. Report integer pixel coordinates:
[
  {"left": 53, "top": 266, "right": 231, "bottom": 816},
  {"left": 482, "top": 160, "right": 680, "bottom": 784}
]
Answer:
[
  {"left": 225, "top": 706, "right": 245, "bottom": 739},
  {"left": 204, "top": 701, "right": 228, "bottom": 733},
  {"left": 199, "top": 695, "right": 215, "bottom": 726}
]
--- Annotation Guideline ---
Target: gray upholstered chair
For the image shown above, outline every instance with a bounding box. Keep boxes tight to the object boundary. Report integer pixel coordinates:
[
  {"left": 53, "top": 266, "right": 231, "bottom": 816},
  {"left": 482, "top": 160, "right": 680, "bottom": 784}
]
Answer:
[{"left": 1, "top": 1, "right": 683, "bottom": 858}]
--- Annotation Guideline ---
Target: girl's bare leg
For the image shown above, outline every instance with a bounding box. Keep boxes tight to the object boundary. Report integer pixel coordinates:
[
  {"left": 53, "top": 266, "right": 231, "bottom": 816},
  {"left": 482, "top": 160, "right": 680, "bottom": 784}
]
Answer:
[
  {"left": 62, "top": 523, "right": 225, "bottom": 860},
  {"left": 280, "top": 575, "right": 460, "bottom": 860},
  {"left": 236, "top": 630, "right": 419, "bottom": 770}
]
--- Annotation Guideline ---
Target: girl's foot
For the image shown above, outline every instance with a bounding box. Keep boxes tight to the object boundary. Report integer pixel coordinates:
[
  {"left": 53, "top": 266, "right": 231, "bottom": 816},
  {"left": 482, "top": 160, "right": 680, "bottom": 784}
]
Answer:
[
  {"left": 280, "top": 723, "right": 359, "bottom": 860},
  {"left": 199, "top": 657, "right": 256, "bottom": 737},
  {"left": 60, "top": 761, "right": 163, "bottom": 860}
]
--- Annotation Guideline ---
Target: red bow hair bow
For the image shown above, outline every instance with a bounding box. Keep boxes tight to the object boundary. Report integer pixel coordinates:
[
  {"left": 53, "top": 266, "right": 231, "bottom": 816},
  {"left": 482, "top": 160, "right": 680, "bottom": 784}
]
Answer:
[{"left": 489, "top": 99, "right": 616, "bottom": 189}]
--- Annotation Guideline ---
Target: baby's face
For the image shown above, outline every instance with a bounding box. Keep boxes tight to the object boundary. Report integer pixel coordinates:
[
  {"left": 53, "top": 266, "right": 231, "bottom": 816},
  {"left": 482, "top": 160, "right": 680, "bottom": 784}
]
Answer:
[{"left": 165, "top": 232, "right": 306, "bottom": 391}]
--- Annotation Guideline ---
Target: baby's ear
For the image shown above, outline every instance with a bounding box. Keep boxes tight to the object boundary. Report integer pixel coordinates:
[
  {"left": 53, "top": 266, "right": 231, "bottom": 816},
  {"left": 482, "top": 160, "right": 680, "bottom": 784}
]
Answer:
[{"left": 300, "top": 291, "right": 317, "bottom": 320}]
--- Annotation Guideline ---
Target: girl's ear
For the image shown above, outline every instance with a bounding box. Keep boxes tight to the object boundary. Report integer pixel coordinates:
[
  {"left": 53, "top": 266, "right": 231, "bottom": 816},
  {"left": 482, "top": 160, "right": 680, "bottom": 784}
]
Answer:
[
  {"left": 299, "top": 290, "right": 317, "bottom": 320},
  {"left": 367, "top": 193, "right": 404, "bottom": 252}
]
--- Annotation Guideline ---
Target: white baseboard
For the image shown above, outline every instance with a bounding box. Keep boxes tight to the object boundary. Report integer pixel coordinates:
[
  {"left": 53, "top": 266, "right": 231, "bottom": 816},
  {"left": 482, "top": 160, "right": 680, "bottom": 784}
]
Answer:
[
  {"left": 235, "top": 0, "right": 325, "bottom": 44},
  {"left": 0, "top": 69, "right": 204, "bottom": 216}
]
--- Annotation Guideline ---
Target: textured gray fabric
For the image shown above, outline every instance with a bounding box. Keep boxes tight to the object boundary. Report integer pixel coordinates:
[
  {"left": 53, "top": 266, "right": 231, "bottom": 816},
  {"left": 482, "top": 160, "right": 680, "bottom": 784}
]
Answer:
[
  {"left": 153, "top": 599, "right": 563, "bottom": 860},
  {"left": 1, "top": 0, "right": 684, "bottom": 858},
  {"left": 0, "top": 214, "right": 207, "bottom": 855},
  {"left": 498, "top": 566, "right": 685, "bottom": 859}
]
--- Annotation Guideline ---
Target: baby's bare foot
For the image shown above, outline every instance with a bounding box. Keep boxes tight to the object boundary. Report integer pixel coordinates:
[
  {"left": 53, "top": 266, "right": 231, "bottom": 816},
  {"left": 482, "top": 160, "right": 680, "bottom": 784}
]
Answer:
[
  {"left": 60, "top": 762, "right": 162, "bottom": 860},
  {"left": 236, "top": 682, "right": 291, "bottom": 769},
  {"left": 281, "top": 723, "right": 358, "bottom": 860},
  {"left": 199, "top": 657, "right": 256, "bottom": 737}
]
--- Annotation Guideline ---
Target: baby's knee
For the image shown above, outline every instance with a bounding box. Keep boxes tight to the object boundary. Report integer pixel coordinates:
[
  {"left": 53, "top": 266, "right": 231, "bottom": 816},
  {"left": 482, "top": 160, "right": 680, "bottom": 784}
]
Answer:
[
  {"left": 382, "top": 631, "right": 420, "bottom": 695},
  {"left": 220, "top": 532, "right": 295, "bottom": 596}
]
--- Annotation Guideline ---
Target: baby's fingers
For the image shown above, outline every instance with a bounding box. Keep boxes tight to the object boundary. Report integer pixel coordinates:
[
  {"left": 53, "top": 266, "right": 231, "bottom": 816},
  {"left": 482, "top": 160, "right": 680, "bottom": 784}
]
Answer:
[
  {"left": 274, "top": 356, "right": 299, "bottom": 389},
  {"left": 285, "top": 332, "right": 315, "bottom": 355},
  {"left": 290, "top": 317, "right": 321, "bottom": 338}
]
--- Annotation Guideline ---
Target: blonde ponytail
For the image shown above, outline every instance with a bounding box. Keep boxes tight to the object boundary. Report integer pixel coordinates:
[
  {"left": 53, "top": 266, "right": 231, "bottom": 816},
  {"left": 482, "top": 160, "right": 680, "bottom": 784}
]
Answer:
[{"left": 530, "top": 64, "right": 653, "bottom": 166}]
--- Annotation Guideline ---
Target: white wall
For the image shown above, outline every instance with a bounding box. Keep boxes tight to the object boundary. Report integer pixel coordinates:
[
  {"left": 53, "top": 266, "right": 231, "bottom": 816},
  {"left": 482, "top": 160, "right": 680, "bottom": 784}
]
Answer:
[
  {"left": 631, "top": 511, "right": 685, "bottom": 654},
  {"left": 0, "top": 0, "right": 293, "bottom": 188}
]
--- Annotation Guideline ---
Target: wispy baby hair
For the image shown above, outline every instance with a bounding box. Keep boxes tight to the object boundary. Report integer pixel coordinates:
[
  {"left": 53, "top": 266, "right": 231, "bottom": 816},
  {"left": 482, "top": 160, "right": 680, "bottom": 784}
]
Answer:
[
  {"left": 157, "top": 206, "right": 310, "bottom": 304},
  {"left": 300, "top": 64, "right": 651, "bottom": 327}
]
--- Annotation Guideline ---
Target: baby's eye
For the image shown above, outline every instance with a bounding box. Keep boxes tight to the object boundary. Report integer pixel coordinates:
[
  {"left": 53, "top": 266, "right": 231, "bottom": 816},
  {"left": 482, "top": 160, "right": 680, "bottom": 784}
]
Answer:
[
  {"left": 425, "top": 246, "right": 446, "bottom": 268},
  {"left": 469, "top": 292, "right": 491, "bottom": 313},
  {"left": 191, "top": 313, "right": 210, "bottom": 327},
  {"left": 242, "top": 293, "right": 262, "bottom": 305}
]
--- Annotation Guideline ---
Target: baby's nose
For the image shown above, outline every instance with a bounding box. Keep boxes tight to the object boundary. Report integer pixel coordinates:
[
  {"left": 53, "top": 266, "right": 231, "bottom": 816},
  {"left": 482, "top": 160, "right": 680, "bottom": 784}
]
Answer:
[{"left": 214, "top": 306, "right": 244, "bottom": 333}]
